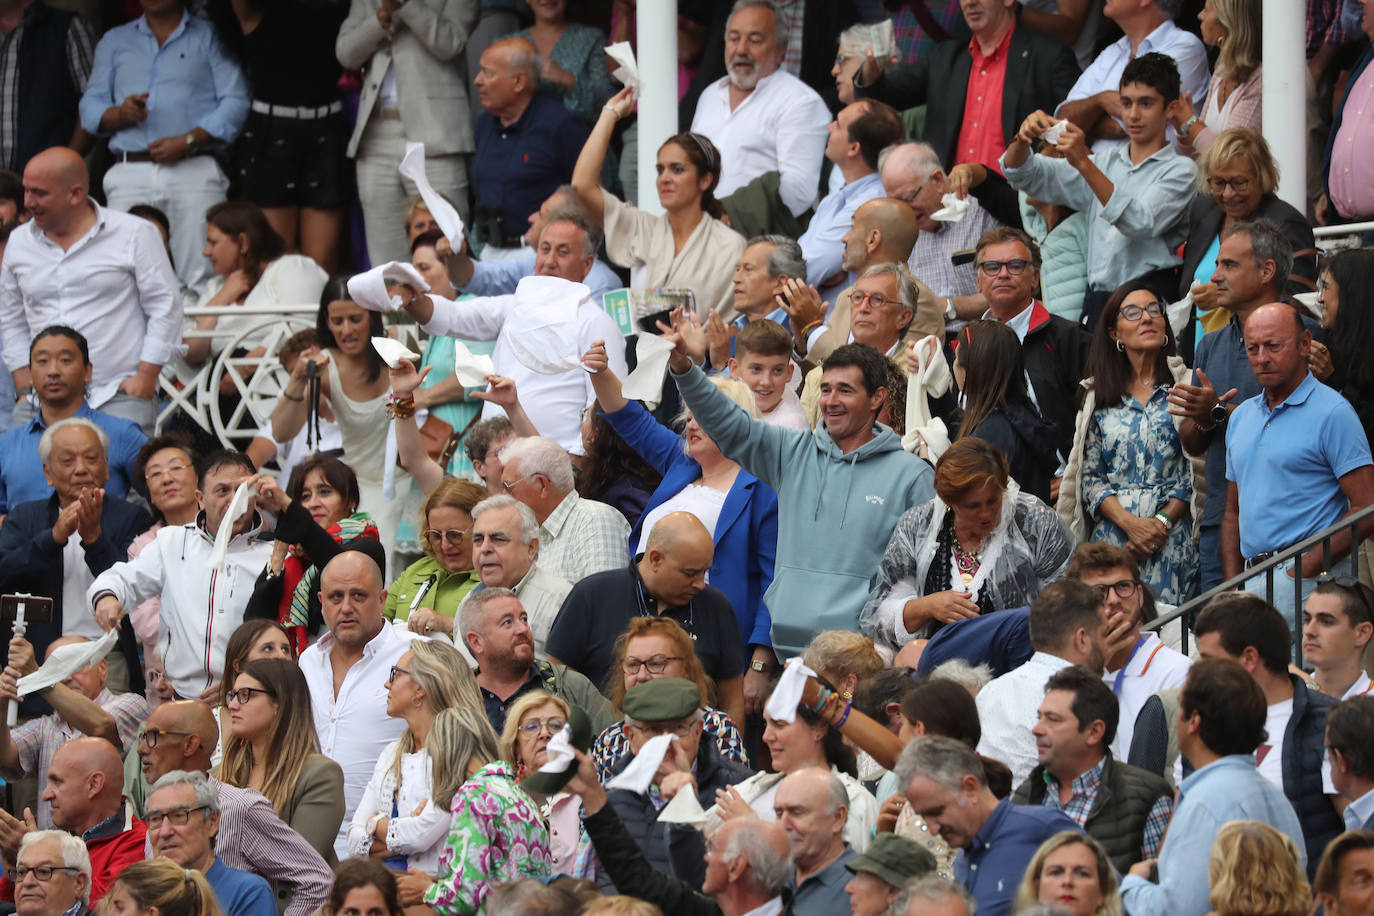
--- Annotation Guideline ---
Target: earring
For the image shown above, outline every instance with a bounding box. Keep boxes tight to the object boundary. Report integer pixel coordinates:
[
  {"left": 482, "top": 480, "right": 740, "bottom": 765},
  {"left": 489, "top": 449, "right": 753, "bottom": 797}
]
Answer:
[
  {"left": 1115, "top": 340, "right": 1125, "bottom": 353},
  {"left": 842, "top": 690, "right": 853, "bottom": 701}
]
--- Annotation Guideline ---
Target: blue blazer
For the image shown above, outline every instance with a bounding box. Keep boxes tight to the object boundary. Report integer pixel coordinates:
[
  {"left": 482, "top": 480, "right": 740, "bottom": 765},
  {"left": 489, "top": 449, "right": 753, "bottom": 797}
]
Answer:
[{"left": 604, "top": 400, "right": 779, "bottom": 648}]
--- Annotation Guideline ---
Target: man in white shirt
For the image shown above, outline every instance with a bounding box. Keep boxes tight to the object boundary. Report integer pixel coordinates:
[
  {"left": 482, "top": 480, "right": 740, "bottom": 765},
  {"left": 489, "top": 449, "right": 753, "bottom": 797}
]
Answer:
[
  {"left": 976, "top": 579, "right": 1112, "bottom": 787},
  {"left": 390, "top": 210, "right": 626, "bottom": 453},
  {"left": 1326, "top": 695, "right": 1374, "bottom": 831},
  {"left": 797, "top": 100, "right": 904, "bottom": 297},
  {"left": 1303, "top": 578, "right": 1374, "bottom": 700},
  {"left": 3, "top": 147, "right": 182, "bottom": 434},
  {"left": 299, "top": 548, "right": 420, "bottom": 858},
  {"left": 689, "top": 0, "right": 830, "bottom": 219},
  {"left": 1055, "top": 0, "right": 1209, "bottom": 153}
]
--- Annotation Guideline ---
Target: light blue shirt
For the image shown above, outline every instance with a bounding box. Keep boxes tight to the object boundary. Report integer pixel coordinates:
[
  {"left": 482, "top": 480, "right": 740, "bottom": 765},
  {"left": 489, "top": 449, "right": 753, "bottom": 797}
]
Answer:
[
  {"left": 79, "top": 11, "right": 249, "bottom": 149},
  {"left": 1120, "top": 754, "right": 1306, "bottom": 916},
  {"left": 798, "top": 171, "right": 885, "bottom": 288},
  {"left": 1345, "top": 786, "right": 1374, "bottom": 831},
  {"left": 1225, "top": 372, "right": 1372, "bottom": 559},
  {"left": 1001, "top": 143, "right": 1196, "bottom": 293},
  {"left": 464, "top": 249, "right": 621, "bottom": 307}
]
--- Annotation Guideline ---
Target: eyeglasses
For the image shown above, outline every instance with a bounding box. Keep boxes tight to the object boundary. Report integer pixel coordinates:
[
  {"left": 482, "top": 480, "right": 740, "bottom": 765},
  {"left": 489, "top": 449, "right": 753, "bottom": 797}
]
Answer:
[
  {"left": 13, "top": 866, "right": 81, "bottom": 883},
  {"left": 893, "top": 181, "right": 927, "bottom": 206},
  {"left": 501, "top": 474, "right": 539, "bottom": 493},
  {"left": 1118, "top": 302, "right": 1164, "bottom": 322},
  {"left": 1090, "top": 579, "right": 1139, "bottom": 599},
  {"left": 145, "top": 806, "right": 210, "bottom": 831},
  {"left": 976, "top": 258, "right": 1031, "bottom": 277},
  {"left": 628, "top": 719, "right": 698, "bottom": 738},
  {"left": 423, "top": 528, "right": 468, "bottom": 546},
  {"left": 623, "top": 655, "right": 682, "bottom": 675},
  {"left": 225, "top": 686, "right": 273, "bottom": 706},
  {"left": 1207, "top": 176, "right": 1251, "bottom": 193},
  {"left": 388, "top": 665, "right": 411, "bottom": 683},
  {"left": 139, "top": 728, "right": 191, "bottom": 748},
  {"left": 145, "top": 462, "right": 192, "bottom": 483},
  {"left": 519, "top": 717, "right": 567, "bottom": 737},
  {"left": 852, "top": 290, "right": 894, "bottom": 309}
]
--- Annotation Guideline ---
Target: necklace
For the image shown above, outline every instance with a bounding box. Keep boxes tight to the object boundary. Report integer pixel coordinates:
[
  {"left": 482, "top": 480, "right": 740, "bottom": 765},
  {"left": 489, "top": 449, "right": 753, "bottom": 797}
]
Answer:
[{"left": 950, "top": 528, "right": 982, "bottom": 590}]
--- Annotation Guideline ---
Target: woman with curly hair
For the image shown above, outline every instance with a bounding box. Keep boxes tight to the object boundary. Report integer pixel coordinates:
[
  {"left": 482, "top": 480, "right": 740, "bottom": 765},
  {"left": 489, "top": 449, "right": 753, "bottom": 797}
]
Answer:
[{"left": 1206, "top": 821, "right": 1310, "bottom": 916}]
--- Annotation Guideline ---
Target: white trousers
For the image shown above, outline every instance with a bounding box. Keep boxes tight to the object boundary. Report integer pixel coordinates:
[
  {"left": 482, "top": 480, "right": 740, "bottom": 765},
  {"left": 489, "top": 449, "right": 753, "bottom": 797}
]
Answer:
[{"left": 355, "top": 117, "right": 470, "bottom": 267}]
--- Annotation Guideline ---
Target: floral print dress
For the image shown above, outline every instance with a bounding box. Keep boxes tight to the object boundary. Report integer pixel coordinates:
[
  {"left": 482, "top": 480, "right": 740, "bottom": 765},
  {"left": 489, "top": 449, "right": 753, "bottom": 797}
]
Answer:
[
  {"left": 1081, "top": 388, "right": 1198, "bottom": 604},
  {"left": 423, "top": 761, "right": 551, "bottom": 914}
]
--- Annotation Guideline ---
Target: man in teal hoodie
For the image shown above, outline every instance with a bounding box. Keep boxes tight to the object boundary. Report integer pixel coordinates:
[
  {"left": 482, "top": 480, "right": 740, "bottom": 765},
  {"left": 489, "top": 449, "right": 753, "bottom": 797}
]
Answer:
[{"left": 667, "top": 338, "right": 935, "bottom": 661}]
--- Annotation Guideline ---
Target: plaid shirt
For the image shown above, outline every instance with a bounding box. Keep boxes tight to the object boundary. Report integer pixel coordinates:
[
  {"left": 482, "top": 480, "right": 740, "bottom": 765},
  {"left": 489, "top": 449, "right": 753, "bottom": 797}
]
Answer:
[
  {"left": 1308, "top": 0, "right": 1349, "bottom": 54},
  {"left": 0, "top": 3, "right": 93, "bottom": 170},
  {"left": 12, "top": 688, "right": 147, "bottom": 828},
  {"left": 537, "top": 491, "right": 631, "bottom": 585},
  {"left": 1039, "top": 759, "right": 1174, "bottom": 860},
  {"left": 776, "top": 0, "right": 806, "bottom": 77}
]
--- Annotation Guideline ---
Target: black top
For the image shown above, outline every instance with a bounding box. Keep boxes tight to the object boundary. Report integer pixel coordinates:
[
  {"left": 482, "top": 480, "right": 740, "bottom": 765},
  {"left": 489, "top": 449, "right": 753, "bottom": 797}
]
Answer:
[
  {"left": 970, "top": 404, "right": 1059, "bottom": 503},
  {"left": 215, "top": 1, "right": 345, "bottom": 106},
  {"left": 546, "top": 562, "right": 747, "bottom": 691}
]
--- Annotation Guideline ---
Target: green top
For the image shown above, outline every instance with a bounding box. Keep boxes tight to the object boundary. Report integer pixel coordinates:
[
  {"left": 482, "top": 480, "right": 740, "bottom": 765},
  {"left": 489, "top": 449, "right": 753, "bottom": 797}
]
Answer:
[{"left": 384, "top": 555, "right": 481, "bottom": 622}]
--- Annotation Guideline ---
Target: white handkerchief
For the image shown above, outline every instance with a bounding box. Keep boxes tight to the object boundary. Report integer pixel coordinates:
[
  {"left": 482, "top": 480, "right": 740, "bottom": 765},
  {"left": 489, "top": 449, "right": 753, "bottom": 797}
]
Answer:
[
  {"left": 371, "top": 336, "right": 420, "bottom": 369},
  {"left": 538, "top": 725, "right": 577, "bottom": 775},
  {"left": 930, "top": 192, "right": 970, "bottom": 223},
  {"left": 17, "top": 628, "right": 119, "bottom": 696},
  {"left": 504, "top": 275, "right": 593, "bottom": 375},
  {"left": 764, "top": 656, "right": 819, "bottom": 724},
  {"left": 347, "top": 262, "right": 430, "bottom": 314},
  {"left": 1041, "top": 119, "right": 1070, "bottom": 145},
  {"left": 1294, "top": 291, "right": 1322, "bottom": 320},
  {"left": 206, "top": 479, "right": 256, "bottom": 569},
  {"left": 454, "top": 340, "right": 496, "bottom": 388},
  {"left": 903, "top": 334, "right": 952, "bottom": 460},
  {"left": 605, "top": 41, "right": 639, "bottom": 92},
  {"left": 399, "top": 142, "right": 466, "bottom": 245},
  {"left": 605, "top": 733, "right": 677, "bottom": 794},
  {"left": 620, "top": 333, "right": 675, "bottom": 405},
  {"left": 658, "top": 787, "right": 709, "bottom": 827}
]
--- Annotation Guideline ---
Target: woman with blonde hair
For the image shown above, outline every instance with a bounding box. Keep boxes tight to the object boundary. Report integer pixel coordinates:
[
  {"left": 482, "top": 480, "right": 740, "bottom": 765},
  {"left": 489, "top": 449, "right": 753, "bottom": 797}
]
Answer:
[
  {"left": 401, "top": 705, "right": 550, "bottom": 914},
  {"left": 1013, "top": 832, "right": 1121, "bottom": 916},
  {"left": 499, "top": 690, "right": 581, "bottom": 875},
  {"left": 579, "top": 898, "right": 664, "bottom": 916},
  {"left": 104, "top": 859, "right": 223, "bottom": 916},
  {"left": 591, "top": 617, "right": 747, "bottom": 781},
  {"left": 1172, "top": 0, "right": 1262, "bottom": 155},
  {"left": 1206, "top": 821, "right": 1310, "bottom": 916},
  {"left": 385, "top": 478, "right": 488, "bottom": 638},
  {"left": 802, "top": 631, "right": 885, "bottom": 701},
  {"left": 347, "top": 640, "right": 480, "bottom": 874},
  {"left": 218, "top": 658, "right": 345, "bottom": 863}
]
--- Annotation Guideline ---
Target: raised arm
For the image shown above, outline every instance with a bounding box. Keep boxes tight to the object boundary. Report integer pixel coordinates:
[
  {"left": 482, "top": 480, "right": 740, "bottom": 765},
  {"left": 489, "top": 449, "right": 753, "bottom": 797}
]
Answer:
[
  {"left": 388, "top": 361, "right": 445, "bottom": 495},
  {"left": 572, "top": 87, "right": 636, "bottom": 226},
  {"left": 582, "top": 340, "right": 629, "bottom": 413}
]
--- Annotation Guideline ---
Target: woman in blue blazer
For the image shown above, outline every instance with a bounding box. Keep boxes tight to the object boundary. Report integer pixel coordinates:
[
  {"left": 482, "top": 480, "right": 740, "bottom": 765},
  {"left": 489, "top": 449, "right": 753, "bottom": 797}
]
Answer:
[{"left": 584, "top": 342, "right": 779, "bottom": 678}]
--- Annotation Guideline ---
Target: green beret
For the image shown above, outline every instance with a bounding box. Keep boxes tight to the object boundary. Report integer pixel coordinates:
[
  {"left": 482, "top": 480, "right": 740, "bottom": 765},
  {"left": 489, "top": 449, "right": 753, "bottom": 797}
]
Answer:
[
  {"left": 622, "top": 677, "right": 702, "bottom": 723},
  {"left": 844, "top": 832, "right": 938, "bottom": 888}
]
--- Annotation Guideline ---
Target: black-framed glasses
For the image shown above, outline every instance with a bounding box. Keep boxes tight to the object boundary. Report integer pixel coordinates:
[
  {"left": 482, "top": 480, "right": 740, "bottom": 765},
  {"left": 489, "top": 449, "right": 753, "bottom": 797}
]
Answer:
[
  {"left": 423, "top": 528, "right": 468, "bottom": 546},
  {"left": 519, "top": 717, "right": 567, "bottom": 737},
  {"left": 388, "top": 665, "right": 411, "bottom": 683},
  {"left": 13, "top": 866, "right": 81, "bottom": 883},
  {"left": 976, "top": 258, "right": 1030, "bottom": 277},
  {"left": 1207, "top": 176, "right": 1251, "bottom": 193},
  {"left": 1119, "top": 302, "right": 1164, "bottom": 322},
  {"left": 1091, "top": 579, "right": 1139, "bottom": 599},
  {"left": 623, "top": 655, "right": 682, "bottom": 675},
  {"left": 140, "top": 728, "right": 192, "bottom": 748},
  {"left": 852, "top": 290, "right": 893, "bottom": 309},
  {"left": 225, "top": 686, "right": 273, "bottom": 706},
  {"left": 145, "top": 806, "right": 210, "bottom": 830}
]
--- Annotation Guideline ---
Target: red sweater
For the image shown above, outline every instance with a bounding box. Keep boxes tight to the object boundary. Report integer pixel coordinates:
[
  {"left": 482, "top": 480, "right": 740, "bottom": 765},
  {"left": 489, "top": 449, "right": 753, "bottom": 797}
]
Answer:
[{"left": 1, "top": 807, "right": 148, "bottom": 904}]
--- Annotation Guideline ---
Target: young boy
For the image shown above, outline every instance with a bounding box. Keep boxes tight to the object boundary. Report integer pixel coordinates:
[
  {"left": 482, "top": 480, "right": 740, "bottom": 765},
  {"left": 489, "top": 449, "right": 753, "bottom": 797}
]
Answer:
[
  {"left": 728, "top": 319, "right": 808, "bottom": 429},
  {"left": 1001, "top": 52, "right": 1197, "bottom": 328},
  {"left": 1302, "top": 579, "right": 1374, "bottom": 699}
]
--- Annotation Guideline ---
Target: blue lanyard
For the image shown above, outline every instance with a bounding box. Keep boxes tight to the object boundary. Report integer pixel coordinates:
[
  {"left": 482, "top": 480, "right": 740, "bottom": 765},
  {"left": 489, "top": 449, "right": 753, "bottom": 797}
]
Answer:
[{"left": 1112, "top": 635, "right": 1149, "bottom": 695}]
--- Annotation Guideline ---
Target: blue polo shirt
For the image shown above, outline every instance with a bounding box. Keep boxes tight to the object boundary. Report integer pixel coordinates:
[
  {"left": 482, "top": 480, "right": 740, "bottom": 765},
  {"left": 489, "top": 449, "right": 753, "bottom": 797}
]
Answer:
[
  {"left": 0, "top": 402, "right": 147, "bottom": 513},
  {"left": 1225, "top": 371, "right": 1372, "bottom": 559},
  {"left": 955, "top": 798, "right": 1080, "bottom": 916},
  {"left": 472, "top": 95, "right": 589, "bottom": 243},
  {"left": 205, "top": 858, "right": 277, "bottom": 916}
]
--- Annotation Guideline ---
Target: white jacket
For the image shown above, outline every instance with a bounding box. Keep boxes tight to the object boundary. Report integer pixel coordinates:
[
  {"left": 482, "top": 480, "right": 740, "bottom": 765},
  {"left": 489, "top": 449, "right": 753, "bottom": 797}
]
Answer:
[{"left": 88, "top": 516, "right": 272, "bottom": 698}]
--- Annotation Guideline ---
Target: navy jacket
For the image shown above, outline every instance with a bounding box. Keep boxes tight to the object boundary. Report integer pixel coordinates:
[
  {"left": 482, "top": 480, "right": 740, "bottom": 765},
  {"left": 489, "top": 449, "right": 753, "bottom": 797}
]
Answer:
[
  {"left": 917, "top": 606, "right": 1033, "bottom": 679},
  {"left": 0, "top": 493, "right": 150, "bottom": 714}
]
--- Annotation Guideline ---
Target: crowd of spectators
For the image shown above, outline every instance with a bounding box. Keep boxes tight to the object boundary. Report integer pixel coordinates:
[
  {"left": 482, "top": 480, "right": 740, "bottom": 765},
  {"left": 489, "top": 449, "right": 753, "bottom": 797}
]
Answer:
[{"left": 0, "top": 0, "right": 1373, "bottom": 915}]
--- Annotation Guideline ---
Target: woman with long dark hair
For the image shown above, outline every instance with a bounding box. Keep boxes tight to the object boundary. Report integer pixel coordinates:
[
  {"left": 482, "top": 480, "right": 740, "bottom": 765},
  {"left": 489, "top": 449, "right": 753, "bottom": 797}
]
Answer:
[
  {"left": 1059, "top": 280, "right": 1203, "bottom": 604},
  {"left": 571, "top": 87, "right": 746, "bottom": 319},
  {"left": 953, "top": 320, "right": 1058, "bottom": 503}
]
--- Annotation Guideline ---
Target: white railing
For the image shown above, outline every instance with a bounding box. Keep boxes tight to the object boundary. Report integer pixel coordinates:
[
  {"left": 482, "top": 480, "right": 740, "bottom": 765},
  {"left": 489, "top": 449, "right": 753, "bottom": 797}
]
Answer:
[{"left": 1314, "top": 221, "right": 1374, "bottom": 253}]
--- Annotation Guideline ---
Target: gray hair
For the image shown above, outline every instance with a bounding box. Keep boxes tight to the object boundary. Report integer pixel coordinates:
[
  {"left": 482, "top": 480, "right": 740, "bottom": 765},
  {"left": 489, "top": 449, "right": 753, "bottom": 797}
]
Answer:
[
  {"left": 458, "top": 586, "right": 521, "bottom": 641},
  {"left": 860, "top": 262, "right": 922, "bottom": 318},
  {"left": 721, "top": 820, "right": 795, "bottom": 896},
  {"left": 541, "top": 202, "right": 603, "bottom": 260},
  {"left": 149, "top": 769, "right": 220, "bottom": 813},
  {"left": 498, "top": 436, "right": 575, "bottom": 494},
  {"left": 1222, "top": 218, "right": 1294, "bottom": 292},
  {"left": 929, "top": 658, "right": 994, "bottom": 693},
  {"left": 727, "top": 0, "right": 788, "bottom": 57},
  {"left": 38, "top": 416, "right": 108, "bottom": 465},
  {"left": 18, "top": 830, "right": 92, "bottom": 904},
  {"left": 471, "top": 494, "right": 540, "bottom": 546},
  {"left": 888, "top": 876, "right": 976, "bottom": 916},
  {"left": 505, "top": 40, "right": 542, "bottom": 85},
  {"left": 747, "top": 234, "right": 806, "bottom": 283},
  {"left": 893, "top": 735, "right": 985, "bottom": 797},
  {"left": 878, "top": 141, "right": 941, "bottom": 181},
  {"left": 485, "top": 878, "right": 584, "bottom": 916}
]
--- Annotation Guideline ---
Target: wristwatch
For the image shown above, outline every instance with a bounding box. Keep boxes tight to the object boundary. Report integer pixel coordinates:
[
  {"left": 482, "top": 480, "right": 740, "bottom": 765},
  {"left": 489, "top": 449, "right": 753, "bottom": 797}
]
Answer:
[
  {"left": 749, "top": 659, "right": 773, "bottom": 674},
  {"left": 943, "top": 298, "right": 958, "bottom": 322},
  {"left": 1199, "top": 401, "right": 1227, "bottom": 431},
  {"left": 184, "top": 132, "right": 197, "bottom": 153},
  {"left": 1178, "top": 115, "right": 1202, "bottom": 137}
]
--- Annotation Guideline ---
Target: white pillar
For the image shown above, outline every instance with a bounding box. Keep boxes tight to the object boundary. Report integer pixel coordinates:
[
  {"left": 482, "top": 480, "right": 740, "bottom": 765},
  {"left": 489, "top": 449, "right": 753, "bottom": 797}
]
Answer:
[
  {"left": 1262, "top": 0, "right": 1306, "bottom": 211},
  {"left": 636, "top": 1, "right": 678, "bottom": 217}
]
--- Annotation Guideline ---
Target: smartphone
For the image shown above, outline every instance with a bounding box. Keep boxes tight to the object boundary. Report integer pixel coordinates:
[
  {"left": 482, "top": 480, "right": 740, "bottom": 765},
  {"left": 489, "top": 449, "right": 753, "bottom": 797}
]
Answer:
[
  {"left": 0, "top": 594, "right": 54, "bottom": 623},
  {"left": 638, "top": 309, "right": 675, "bottom": 335}
]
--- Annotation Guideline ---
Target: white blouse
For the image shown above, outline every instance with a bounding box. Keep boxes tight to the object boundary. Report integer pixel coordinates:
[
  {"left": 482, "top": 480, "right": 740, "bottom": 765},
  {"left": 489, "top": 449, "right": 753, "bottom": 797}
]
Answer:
[
  {"left": 345, "top": 740, "right": 451, "bottom": 873},
  {"left": 635, "top": 484, "right": 728, "bottom": 556}
]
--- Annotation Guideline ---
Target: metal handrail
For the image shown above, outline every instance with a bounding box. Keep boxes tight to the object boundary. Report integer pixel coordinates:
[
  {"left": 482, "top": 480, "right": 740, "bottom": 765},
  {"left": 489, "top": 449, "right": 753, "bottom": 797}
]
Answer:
[
  {"left": 1314, "top": 221, "right": 1374, "bottom": 238},
  {"left": 1145, "top": 501, "right": 1374, "bottom": 662}
]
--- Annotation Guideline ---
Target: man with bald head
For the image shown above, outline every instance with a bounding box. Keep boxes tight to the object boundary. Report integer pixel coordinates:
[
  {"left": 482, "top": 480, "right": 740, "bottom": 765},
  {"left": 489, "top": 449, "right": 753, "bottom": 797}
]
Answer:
[
  {"left": 772, "top": 767, "right": 858, "bottom": 915},
  {"left": 1, "top": 147, "right": 180, "bottom": 436},
  {"left": 1223, "top": 302, "right": 1374, "bottom": 619},
  {"left": 570, "top": 744, "right": 795, "bottom": 916},
  {"left": 131, "top": 700, "right": 333, "bottom": 916},
  {"left": 0, "top": 738, "right": 144, "bottom": 903},
  {"left": 469, "top": 36, "right": 587, "bottom": 254},
  {"left": 299, "top": 549, "right": 421, "bottom": 858},
  {"left": 546, "top": 512, "right": 746, "bottom": 725},
  {"left": 0, "top": 633, "right": 147, "bottom": 828}
]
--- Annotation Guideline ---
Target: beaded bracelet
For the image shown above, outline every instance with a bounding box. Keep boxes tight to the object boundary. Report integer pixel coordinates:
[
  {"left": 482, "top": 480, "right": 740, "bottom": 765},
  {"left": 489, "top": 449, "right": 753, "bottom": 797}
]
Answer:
[{"left": 388, "top": 395, "right": 416, "bottom": 420}]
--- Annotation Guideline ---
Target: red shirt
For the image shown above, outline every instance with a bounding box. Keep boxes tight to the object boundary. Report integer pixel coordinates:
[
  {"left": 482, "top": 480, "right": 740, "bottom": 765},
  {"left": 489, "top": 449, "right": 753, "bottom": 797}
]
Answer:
[
  {"left": 955, "top": 25, "right": 1015, "bottom": 175},
  {"left": 0, "top": 808, "right": 147, "bottom": 905}
]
